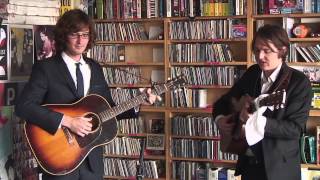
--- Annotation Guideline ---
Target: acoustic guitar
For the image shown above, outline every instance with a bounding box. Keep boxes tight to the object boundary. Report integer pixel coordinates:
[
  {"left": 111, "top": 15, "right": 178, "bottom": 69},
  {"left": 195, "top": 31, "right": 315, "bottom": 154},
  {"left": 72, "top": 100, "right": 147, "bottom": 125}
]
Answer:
[
  {"left": 220, "top": 90, "right": 286, "bottom": 154},
  {"left": 24, "top": 76, "right": 186, "bottom": 175}
]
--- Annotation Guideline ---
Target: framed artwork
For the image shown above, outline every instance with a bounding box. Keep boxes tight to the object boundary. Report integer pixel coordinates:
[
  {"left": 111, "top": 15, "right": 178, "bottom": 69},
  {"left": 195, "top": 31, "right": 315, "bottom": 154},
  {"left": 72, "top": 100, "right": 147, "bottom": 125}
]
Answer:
[
  {"left": 146, "top": 134, "right": 165, "bottom": 151},
  {"left": 0, "top": 24, "right": 8, "bottom": 81},
  {"left": 34, "top": 25, "right": 55, "bottom": 61},
  {"left": 9, "top": 25, "right": 34, "bottom": 81}
]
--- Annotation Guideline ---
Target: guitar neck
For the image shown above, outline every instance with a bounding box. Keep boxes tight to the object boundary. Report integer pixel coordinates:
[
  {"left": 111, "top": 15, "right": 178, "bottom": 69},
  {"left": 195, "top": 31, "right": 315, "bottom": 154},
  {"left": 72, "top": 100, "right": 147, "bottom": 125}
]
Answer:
[
  {"left": 100, "top": 92, "right": 148, "bottom": 122},
  {"left": 98, "top": 76, "right": 186, "bottom": 122}
]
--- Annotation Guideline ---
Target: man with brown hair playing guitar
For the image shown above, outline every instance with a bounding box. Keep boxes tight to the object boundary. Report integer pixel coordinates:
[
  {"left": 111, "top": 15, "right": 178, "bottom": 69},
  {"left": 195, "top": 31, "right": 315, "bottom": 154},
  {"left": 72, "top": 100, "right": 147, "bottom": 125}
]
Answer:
[
  {"left": 15, "top": 9, "right": 161, "bottom": 180},
  {"left": 212, "top": 24, "right": 312, "bottom": 180}
]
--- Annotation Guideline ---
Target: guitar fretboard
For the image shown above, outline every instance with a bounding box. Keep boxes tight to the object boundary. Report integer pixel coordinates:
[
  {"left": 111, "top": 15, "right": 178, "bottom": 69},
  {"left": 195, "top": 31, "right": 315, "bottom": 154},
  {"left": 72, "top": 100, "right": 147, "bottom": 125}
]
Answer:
[
  {"left": 99, "top": 93, "right": 148, "bottom": 122},
  {"left": 98, "top": 83, "right": 170, "bottom": 122}
]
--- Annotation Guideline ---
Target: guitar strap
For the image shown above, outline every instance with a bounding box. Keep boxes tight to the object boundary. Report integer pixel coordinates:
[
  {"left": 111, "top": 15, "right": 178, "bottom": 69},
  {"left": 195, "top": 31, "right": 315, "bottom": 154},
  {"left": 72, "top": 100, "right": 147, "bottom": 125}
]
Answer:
[{"left": 267, "top": 65, "right": 293, "bottom": 94}]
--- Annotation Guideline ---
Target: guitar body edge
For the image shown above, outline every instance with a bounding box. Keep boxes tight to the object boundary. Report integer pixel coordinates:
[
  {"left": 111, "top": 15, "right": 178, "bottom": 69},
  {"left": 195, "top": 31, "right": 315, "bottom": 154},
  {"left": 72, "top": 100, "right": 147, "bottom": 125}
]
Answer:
[{"left": 23, "top": 94, "right": 118, "bottom": 175}]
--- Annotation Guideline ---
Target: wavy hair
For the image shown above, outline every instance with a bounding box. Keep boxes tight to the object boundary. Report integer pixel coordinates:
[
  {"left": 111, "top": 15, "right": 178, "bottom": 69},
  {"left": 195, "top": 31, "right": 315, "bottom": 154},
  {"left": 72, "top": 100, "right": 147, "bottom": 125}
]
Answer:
[
  {"left": 54, "top": 9, "right": 95, "bottom": 53},
  {"left": 252, "top": 24, "right": 290, "bottom": 61}
]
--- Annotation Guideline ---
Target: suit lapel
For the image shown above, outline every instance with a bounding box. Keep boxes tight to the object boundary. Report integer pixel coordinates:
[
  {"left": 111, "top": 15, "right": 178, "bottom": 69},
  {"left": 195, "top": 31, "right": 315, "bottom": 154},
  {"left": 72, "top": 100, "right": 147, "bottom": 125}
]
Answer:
[
  {"left": 267, "top": 63, "right": 289, "bottom": 93},
  {"left": 56, "top": 55, "right": 78, "bottom": 97}
]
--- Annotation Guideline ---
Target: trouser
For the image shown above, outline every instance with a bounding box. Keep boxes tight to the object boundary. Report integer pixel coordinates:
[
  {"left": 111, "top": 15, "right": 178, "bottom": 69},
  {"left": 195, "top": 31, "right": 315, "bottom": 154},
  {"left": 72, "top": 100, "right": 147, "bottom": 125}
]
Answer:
[{"left": 241, "top": 155, "right": 268, "bottom": 180}]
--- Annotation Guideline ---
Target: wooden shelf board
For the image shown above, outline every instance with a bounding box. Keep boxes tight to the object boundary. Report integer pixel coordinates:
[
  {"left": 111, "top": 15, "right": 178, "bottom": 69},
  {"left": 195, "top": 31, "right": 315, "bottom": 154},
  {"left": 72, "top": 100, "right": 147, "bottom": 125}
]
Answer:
[
  {"left": 288, "top": 62, "right": 320, "bottom": 67},
  {"left": 169, "top": 38, "right": 247, "bottom": 43},
  {"left": 309, "top": 109, "right": 320, "bottom": 116},
  {"left": 95, "top": 40, "right": 164, "bottom": 44},
  {"left": 171, "top": 135, "right": 220, "bottom": 140},
  {"left": 100, "top": 62, "right": 164, "bottom": 66},
  {"left": 140, "top": 106, "right": 166, "bottom": 112},
  {"left": 104, "top": 176, "right": 165, "bottom": 180},
  {"left": 104, "top": 154, "right": 166, "bottom": 160},
  {"left": 290, "top": 38, "right": 320, "bottom": 42},
  {"left": 253, "top": 13, "right": 320, "bottom": 18},
  {"left": 95, "top": 17, "right": 165, "bottom": 22},
  {"left": 108, "top": 84, "right": 151, "bottom": 88},
  {"left": 171, "top": 157, "right": 236, "bottom": 164},
  {"left": 170, "top": 62, "right": 247, "bottom": 66},
  {"left": 184, "top": 85, "right": 232, "bottom": 89},
  {"left": 168, "top": 107, "right": 213, "bottom": 113},
  {"left": 169, "top": 15, "right": 247, "bottom": 21},
  {"left": 301, "top": 163, "right": 320, "bottom": 169}
]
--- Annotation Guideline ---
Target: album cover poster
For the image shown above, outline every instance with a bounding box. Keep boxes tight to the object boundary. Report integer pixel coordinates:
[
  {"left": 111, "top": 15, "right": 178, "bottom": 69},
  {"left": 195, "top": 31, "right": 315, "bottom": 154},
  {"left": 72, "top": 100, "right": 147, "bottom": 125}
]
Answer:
[
  {"left": 0, "top": 24, "right": 8, "bottom": 81},
  {"left": 34, "top": 25, "right": 56, "bottom": 61},
  {"left": 10, "top": 25, "right": 34, "bottom": 81}
]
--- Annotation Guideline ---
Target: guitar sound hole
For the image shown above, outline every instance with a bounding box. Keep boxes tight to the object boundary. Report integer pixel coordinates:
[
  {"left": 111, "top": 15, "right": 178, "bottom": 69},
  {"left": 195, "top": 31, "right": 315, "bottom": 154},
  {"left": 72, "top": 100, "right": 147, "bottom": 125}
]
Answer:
[{"left": 84, "top": 113, "right": 100, "bottom": 133}]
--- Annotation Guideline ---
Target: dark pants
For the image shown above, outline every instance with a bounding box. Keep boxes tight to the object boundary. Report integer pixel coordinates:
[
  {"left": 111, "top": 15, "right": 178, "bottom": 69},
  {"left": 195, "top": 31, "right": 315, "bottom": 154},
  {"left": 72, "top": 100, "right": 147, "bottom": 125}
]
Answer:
[
  {"left": 41, "top": 159, "right": 103, "bottom": 180},
  {"left": 241, "top": 155, "right": 268, "bottom": 180}
]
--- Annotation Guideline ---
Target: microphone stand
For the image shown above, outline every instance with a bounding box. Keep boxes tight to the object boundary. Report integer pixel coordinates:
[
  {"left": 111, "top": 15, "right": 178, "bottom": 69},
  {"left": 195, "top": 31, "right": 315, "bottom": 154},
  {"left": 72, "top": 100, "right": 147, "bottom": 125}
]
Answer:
[{"left": 136, "top": 138, "right": 145, "bottom": 180}]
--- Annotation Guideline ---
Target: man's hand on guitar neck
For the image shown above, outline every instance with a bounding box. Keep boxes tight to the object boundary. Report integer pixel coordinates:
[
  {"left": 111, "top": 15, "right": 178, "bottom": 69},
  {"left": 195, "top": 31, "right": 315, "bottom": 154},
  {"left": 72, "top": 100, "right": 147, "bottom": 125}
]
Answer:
[
  {"left": 61, "top": 115, "right": 93, "bottom": 137},
  {"left": 140, "top": 88, "right": 162, "bottom": 105}
]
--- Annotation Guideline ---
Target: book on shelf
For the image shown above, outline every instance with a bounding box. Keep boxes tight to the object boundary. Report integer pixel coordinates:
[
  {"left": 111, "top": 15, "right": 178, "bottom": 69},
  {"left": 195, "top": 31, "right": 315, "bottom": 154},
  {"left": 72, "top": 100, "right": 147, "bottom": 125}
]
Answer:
[
  {"left": 117, "top": 45, "right": 125, "bottom": 62},
  {"left": 300, "top": 135, "right": 316, "bottom": 164},
  {"left": 317, "top": 126, "right": 320, "bottom": 165},
  {"left": 254, "top": 0, "right": 320, "bottom": 14},
  {"left": 311, "top": 83, "right": 320, "bottom": 109},
  {"left": 152, "top": 47, "right": 163, "bottom": 63},
  {"left": 151, "top": 70, "right": 165, "bottom": 83},
  {"left": 147, "top": 118, "right": 164, "bottom": 134},
  {"left": 308, "top": 169, "right": 320, "bottom": 180},
  {"left": 148, "top": 25, "right": 163, "bottom": 40}
]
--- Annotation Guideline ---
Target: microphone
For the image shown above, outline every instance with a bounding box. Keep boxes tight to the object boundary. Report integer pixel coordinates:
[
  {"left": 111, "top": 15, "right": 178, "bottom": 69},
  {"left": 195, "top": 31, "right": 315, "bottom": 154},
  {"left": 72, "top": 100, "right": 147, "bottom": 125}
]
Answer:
[{"left": 136, "top": 138, "right": 146, "bottom": 180}]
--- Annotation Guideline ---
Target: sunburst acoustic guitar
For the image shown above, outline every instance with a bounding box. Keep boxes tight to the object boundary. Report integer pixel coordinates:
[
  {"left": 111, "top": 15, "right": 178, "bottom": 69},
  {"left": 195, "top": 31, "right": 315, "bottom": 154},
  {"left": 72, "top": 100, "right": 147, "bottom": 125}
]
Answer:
[{"left": 24, "top": 76, "right": 186, "bottom": 175}]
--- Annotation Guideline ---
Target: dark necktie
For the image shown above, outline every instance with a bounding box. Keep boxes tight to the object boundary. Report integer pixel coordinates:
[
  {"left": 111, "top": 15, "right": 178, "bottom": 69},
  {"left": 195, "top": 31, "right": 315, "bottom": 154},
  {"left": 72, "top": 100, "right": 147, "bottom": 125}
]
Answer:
[{"left": 75, "top": 63, "right": 84, "bottom": 97}]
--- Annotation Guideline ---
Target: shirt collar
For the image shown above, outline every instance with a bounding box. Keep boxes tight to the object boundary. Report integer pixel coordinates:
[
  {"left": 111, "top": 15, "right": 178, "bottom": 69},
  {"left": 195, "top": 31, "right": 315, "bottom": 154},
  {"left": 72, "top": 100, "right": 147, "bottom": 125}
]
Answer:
[
  {"left": 61, "top": 52, "right": 86, "bottom": 66},
  {"left": 261, "top": 62, "right": 283, "bottom": 83}
]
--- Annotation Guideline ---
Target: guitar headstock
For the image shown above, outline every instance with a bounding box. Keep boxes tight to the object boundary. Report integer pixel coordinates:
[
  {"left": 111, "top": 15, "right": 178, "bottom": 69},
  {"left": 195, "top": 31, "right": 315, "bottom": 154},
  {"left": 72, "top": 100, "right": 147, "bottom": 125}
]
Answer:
[
  {"left": 259, "top": 89, "right": 286, "bottom": 109},
  {"left": 153, "top": 76, "right": 187, "bottom": 95}
]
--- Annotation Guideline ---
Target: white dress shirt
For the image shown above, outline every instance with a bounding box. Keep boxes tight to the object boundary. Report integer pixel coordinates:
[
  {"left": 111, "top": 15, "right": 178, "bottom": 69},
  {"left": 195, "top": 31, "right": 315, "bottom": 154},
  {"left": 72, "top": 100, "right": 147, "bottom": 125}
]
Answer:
[
  {"left": 245, "top": 63, "right": 283, "bottom": 146},
  {"left": 62, "top": 52, "right": 91, "bottom": 96}
]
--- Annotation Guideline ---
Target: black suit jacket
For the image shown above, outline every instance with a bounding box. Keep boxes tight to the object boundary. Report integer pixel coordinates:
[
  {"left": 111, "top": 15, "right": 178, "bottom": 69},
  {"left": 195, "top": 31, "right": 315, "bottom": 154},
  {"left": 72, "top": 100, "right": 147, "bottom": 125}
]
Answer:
[
  {"left": 15, "top": 54, "right": 137, "bottom": 175},
  {"left": 213, "top": 63, "right": 312, "bottom": 180}
]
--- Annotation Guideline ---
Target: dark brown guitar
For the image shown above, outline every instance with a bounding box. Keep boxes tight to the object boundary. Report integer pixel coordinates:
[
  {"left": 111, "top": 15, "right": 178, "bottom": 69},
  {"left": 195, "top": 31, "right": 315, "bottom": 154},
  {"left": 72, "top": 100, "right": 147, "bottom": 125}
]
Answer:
[
  {"left": 220, "top": 90, "right": 286, "bottom": 154},
  {"left": 24, "top": 77, "right": 186, "bottom": 175}
]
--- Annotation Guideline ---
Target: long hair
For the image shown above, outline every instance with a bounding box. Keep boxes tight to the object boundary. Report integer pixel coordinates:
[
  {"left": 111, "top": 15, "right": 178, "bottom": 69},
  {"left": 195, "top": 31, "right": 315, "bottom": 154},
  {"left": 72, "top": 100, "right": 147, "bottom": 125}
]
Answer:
[
  {"left": 252, "top": 24, "right": 290, "bottom": 61},
  {"left": 54, "top": 9, "right": 95, "bottom": 53}
]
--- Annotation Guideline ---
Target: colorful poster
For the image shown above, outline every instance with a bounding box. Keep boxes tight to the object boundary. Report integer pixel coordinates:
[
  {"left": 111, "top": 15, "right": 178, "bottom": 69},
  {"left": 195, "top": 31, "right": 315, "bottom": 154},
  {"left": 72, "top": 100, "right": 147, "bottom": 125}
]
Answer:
[
  {"left": 0, "top": 24, "right": 8, "bottom": 80},
  {"left": 10, "top": 25, "right": 34, "bottom": 81},
  {"left": 3, "top": 82, "right": 26, "bottom": 106}
]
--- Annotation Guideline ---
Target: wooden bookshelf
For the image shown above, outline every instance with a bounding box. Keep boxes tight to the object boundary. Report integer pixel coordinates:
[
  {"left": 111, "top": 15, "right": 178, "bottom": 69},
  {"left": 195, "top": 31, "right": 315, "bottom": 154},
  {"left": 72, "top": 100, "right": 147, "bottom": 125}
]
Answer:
[{"left": 91, "top": 0, "right": 320, "bottom": 179}]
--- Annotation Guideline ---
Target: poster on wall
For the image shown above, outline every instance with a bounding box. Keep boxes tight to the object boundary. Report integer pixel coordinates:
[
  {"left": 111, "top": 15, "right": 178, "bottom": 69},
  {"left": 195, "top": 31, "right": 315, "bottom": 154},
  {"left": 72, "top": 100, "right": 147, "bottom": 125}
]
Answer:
[
  {"left": 0, "top": 24, "right": 8, "bottom": 81},
  {"left": 34, "top": 25, "right": 56, "bottom": 61},
  {"left": 0, "top": 82, "right": 15, "bottom": 179},
  {"left": 10, "top": 25, "right": 34, "bottom": 81},
  {"left": 0, "top": 106, "right": 14, "bottom": 180}
]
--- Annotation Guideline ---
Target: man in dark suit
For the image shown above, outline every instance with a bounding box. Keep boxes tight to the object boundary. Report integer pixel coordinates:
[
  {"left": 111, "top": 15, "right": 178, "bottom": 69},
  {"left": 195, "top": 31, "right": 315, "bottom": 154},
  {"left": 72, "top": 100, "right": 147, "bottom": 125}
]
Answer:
[
  {"left": 15, "top": 9, "right": 159, "bottom": 180},
  {"left": 212, "top": 25, "right": 312, "bottom": 180}
]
